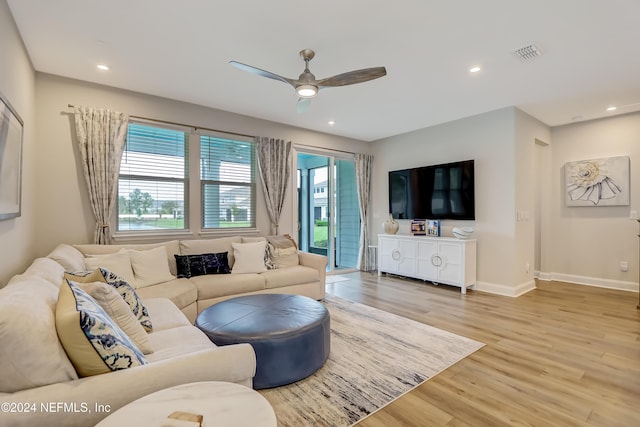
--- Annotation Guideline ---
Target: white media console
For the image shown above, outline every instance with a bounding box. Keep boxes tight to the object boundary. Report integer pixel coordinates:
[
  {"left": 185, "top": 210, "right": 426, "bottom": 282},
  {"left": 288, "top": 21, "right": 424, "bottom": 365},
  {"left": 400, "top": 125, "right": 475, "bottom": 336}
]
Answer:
[{"left": 377, "top": 234, "right": 477, "bottom": 294}]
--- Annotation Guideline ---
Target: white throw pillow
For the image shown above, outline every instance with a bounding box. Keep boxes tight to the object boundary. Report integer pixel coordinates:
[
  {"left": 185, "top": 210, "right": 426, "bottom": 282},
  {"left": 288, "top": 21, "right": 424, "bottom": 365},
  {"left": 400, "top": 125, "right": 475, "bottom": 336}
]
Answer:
[
  {"left": 123, "top": 246, "right": 175, "bottom": 288},
  {"left": 47, "top": 243, "right": 86, "bottom": 272},
  {"left": 231, "top": 241, "right": 268, "bottom": 274},
  {"left": 23, "top": 257, "right": 66, "bottom": 287},
  {"left": 0, "top": 276, "right": 78, "bottom": 393},
  {"left": 84, "top": 253, "right": 137, "bottom": 287},
  {"left": 270, "top": 245, "right": 300, "bottom": 269},
  {"left": 76, "top": 281, "right": 153, "bottom": 354}
]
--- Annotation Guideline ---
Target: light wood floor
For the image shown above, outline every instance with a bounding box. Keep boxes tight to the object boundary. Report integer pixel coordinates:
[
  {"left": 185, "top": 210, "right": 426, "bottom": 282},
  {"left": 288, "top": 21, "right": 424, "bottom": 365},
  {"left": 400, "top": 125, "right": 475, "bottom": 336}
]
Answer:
[{"left": 326, "top": 272, "right": 640, "bottom": 427}]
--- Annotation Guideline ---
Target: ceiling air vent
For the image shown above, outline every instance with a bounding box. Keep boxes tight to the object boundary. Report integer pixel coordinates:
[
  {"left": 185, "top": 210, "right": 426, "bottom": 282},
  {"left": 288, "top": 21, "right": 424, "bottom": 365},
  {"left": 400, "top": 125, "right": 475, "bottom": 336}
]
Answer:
[{"left": 514, "top": 44, "right": 542, "bottom": 60}]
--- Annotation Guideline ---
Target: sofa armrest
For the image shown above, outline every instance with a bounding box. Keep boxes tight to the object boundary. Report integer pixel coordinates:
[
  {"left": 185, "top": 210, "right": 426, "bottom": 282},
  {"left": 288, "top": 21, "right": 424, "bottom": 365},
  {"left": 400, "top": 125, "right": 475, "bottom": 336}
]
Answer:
[
  {"left": 298, "top": 251, "right": 327, "bottom": 297},
  {"left": 0, "top": 344, "right": 256, "bottom": 427}
]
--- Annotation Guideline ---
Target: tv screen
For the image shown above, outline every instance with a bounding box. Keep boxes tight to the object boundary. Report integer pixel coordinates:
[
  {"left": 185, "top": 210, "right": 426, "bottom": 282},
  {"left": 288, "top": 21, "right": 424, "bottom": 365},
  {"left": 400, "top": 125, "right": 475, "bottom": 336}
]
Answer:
[{"left": 389, "top": 160, "right": 475, "bottom": 220}]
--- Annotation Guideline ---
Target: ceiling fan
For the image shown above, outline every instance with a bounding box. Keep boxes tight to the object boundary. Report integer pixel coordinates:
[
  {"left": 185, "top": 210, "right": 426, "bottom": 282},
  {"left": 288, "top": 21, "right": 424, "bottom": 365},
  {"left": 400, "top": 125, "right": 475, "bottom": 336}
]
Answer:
[{"left": 230, "top": 49, "right": 387, "bottom": 113}]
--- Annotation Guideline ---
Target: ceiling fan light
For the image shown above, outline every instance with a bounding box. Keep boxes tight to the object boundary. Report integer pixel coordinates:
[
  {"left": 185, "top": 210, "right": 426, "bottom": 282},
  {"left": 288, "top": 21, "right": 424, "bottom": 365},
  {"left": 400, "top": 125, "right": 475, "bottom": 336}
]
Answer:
[{"left": 297, "top": 85, "right": 317, "bottom": 98}]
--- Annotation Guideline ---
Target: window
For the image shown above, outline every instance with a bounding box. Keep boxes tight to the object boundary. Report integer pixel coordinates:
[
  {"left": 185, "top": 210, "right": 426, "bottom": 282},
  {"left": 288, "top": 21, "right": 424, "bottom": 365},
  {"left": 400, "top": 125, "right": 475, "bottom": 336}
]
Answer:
[
  {"left": 200, "top": 135, "right": 256, "bottom": 229},
  {"left": 116, "top": 122, "right": 257, "bottom": 235},
  {"left": 117, "top": 123, "right": 188, "bottom": 231}
]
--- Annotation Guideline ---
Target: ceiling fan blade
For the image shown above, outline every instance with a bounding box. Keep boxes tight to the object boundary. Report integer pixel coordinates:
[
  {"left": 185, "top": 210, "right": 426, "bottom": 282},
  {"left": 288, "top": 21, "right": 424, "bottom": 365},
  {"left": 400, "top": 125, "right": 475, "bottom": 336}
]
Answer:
[
  {"left": 317, "top": 67, "right": 387, "bottom": 88},
  {"left": 296, "top": 98, "right": 312, "bottom": 113},
  {"left": 229, "top": 61, "right": 294, "bottom": 86}
]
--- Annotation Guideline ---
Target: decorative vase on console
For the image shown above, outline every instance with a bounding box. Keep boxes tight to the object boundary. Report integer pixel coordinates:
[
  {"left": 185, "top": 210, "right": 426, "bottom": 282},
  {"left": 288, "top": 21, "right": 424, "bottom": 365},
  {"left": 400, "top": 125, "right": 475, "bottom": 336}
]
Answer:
[{"left": 383, "top": 213, "right": 399, "bottom": 234}]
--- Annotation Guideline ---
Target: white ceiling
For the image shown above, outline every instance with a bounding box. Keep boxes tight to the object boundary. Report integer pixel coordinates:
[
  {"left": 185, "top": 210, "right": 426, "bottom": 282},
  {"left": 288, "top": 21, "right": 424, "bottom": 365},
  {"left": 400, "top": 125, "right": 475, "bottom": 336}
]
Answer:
[{"left": 7, "top": 0, "right": 640, "bottom": 141}]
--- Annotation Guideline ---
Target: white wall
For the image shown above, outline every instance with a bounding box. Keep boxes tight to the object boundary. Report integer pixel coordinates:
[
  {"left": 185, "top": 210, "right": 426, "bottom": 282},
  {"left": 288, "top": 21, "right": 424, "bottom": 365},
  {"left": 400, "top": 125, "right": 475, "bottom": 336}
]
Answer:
[
  {"left": 372, "top": 107, "right": 530, "bottom": 294},
  {"left": 542, "top": 112, "right": 640, "bottom": 291},
  {"left": 0, "top": 1, "right": 36, "bottom": 286},
  {"left": 33, "top": 73, "right": 371, "bottom": 258},
  {"left": 514, "top": 109, "right": 551, "bottom": 289}
]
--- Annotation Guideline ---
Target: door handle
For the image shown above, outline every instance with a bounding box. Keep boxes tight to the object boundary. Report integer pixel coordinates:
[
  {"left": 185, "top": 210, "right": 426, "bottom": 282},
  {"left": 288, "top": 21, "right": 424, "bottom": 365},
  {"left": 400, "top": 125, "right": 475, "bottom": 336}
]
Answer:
[{"left": 431, "top": 254, "right": 443, "bottom": 267}]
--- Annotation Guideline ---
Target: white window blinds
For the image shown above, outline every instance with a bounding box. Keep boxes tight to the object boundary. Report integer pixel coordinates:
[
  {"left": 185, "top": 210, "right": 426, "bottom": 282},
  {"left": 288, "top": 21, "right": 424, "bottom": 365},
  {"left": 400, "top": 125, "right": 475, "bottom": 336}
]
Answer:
[
  {"left": 200, "top": 135, "right": 256, "bottom": 229},
  {"left": 118, "top": 122, "right": 188, "bottom": 231}
]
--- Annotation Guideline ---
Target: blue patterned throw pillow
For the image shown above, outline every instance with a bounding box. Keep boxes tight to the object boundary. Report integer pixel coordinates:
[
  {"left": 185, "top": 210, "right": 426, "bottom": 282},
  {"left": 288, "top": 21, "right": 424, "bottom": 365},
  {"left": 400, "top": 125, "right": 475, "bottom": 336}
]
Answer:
[
  {"left": 98, "top": 268, "right": 153, "bottom": 332},
  {"left": 64, "top": 269, "right": 153, "bottom": 332},
  {"left": 174, "top": 252, "right": 230, "bottom": 278},
  {"left": 55, "top": 280, "right": 148, "bottom": 377}
]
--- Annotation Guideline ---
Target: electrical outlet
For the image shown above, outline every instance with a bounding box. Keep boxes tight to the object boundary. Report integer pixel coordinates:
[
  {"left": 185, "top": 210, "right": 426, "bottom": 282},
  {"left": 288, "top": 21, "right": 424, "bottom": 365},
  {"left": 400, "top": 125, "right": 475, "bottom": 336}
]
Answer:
[
  {"left": 619, "top": 261, "right": 628, "bottom": 272},
  {"left": 525, "top": 263, "right": 530, "bottom": 274},
  {"left": 630, "top": 210, "right": 638, "bottom": 220}
]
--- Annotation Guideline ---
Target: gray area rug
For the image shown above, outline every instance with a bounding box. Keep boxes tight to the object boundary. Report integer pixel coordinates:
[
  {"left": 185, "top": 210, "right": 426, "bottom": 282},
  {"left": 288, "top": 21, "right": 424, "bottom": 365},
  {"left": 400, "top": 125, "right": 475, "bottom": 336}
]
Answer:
[{"left": 259, "top": 295, "right": 484, "bottom": 426}]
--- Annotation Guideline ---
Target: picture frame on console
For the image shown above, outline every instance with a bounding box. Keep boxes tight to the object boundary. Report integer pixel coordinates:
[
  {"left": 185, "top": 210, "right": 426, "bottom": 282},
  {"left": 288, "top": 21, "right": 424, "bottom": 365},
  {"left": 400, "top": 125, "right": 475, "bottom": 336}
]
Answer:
[
  {"left": 426, "top": 220, "right": 441, "bottom": 237},
  {"left": 411, "top": 220, "right": 426, "bottom": 236},
  {"left": 0, "top": 91, "right": 23, "bottom": 221}
]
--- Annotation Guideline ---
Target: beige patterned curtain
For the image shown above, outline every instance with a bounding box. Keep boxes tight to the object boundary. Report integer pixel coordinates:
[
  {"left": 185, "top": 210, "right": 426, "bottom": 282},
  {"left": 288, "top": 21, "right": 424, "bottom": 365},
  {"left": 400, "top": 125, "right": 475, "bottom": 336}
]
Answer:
[
  {"left": 256, "top": 137, "right": 292, "bottom": 235},
  {"left": 355, "top": 153, "right": 374, "bottom": 271},
  {"left": 73, "top": 106, "right": 129, "bottom": 244}
]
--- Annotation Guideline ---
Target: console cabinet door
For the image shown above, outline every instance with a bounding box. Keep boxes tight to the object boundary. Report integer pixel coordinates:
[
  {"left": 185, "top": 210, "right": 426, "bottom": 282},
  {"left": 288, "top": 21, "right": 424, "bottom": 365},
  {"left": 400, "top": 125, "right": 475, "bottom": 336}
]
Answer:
[
  {"left": 378, "top": 236, "right": 417, "bottom": 276},
  {"left": 437, "top": 241, "right": 464, "bottom": 284},
  {"left": 416, "top": 240, "right": 439, "bottom": 280}
]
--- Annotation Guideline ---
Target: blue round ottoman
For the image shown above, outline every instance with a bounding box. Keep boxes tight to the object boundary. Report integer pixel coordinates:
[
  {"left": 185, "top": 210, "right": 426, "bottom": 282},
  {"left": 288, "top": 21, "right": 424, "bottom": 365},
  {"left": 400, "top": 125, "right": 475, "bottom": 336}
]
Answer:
[{"left": 195, "top": 294, "right": 330, "bottom": 389}]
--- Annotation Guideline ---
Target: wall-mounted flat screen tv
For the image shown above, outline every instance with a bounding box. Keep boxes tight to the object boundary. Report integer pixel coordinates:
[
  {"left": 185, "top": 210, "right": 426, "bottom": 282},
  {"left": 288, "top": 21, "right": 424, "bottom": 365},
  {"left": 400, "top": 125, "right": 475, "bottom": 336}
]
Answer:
[{"left": 388, "top": 160, "right": 475, "bottom": 220}]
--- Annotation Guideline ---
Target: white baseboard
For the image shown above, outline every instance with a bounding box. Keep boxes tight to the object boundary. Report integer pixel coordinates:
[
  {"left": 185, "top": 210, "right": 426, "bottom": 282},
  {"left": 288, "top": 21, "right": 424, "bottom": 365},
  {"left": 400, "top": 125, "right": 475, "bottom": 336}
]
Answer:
[
  {"left": 475, "top": 279, "right": 536, "bottom": 297},
  {"left": 535, "top": 271, "right": 639, "bottom": 293}
]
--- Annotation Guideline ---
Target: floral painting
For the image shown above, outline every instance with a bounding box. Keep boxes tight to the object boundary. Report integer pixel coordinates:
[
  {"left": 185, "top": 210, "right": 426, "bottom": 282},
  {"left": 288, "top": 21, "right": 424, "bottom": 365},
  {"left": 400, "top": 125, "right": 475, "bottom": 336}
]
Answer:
[{"left": 565, "top": 155, "right": 629, "bottom": 206}]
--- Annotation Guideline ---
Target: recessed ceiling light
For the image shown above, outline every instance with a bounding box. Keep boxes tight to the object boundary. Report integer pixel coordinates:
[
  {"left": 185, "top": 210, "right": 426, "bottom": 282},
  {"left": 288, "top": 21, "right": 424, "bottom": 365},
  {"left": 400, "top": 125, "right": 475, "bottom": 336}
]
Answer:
[
  {"left": 469, "top": 66, "right": 481, "bottom": 73},
  {"left": 606, "top": 106, "right": 617, "bottom": 112},
  {"left": 97, "top": 64, "right": 109, "bottom": 71},
  {"left": 328, "top": 120, "right": 336, "bottom": 126}
]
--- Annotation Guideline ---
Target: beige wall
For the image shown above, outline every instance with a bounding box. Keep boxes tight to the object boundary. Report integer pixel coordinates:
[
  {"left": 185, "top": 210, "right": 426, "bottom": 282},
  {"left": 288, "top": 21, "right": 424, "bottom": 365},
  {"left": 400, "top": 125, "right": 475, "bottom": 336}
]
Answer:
[
  {"left": 33, "top": 73, "right": 370, "bottom": 258},
  {"left": 371, "top": 107, "right": 536, "bottom": 294},
  {"left": 542, "top": 112, "right": 640, "bottom": 291},
  {"left": 0, "top": 1, "right": 36, "bottom": 286}
]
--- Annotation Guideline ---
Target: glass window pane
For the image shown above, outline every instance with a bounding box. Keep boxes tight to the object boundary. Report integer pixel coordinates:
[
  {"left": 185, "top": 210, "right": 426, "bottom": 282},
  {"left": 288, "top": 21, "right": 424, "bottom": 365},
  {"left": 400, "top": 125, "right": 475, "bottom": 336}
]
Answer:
[
  {"left": 117, "top": 123, "right": 187, "bottom": 231},
  {"left": 200, "top": 135, "right": 256, "bottom": 229}
]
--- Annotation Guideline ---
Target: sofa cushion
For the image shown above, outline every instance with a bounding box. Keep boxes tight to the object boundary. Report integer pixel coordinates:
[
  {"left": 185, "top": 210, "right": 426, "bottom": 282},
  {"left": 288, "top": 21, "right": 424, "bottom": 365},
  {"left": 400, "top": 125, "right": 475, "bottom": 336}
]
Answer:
[
  {"left": 84, "top": 253, "right": 137, "bottom": 287},
  {"left": 231, "top": 241, "right": 267, "bottom": 274},
  {"left": 145, "top": 326, "right": 215, "bottom": 363},
  {"left": 174, "top": 252, "right": 230, "bottom": 278},
  {"left": 180, "top": 236, "right": 242, "bottom": 267},
  {"left": 75, "top": 281, "right": 153, "bottom": 354},
  {"left": 47, "top": 243, "right": 86, "bottom": 272},
  {"left": 74, "top": 240, "right": 181, "bottom": 276},
  {"left": 65, "top": 269, "right": 153, "bottom": 332},
  {"left": 143, "top": 298, "right": 192, "bottom": 331},
  {"left": 56, "top": 280, "right": 148, "bottom": 377},
  {"left": 21, "top": 257, "right": 66, "bottom": 287},
  {"left": 134, "top": 278, "right": 198, "bottom": 310},
  {"left": 190, "top": 273, "right": 265, "bottom": 300},
  {"left": 123, "top": 246, "right": 176, "bottom": 288},
  {"left": 261, "top": 265, "right": 320, "bottom": 289},
  {"left": 0, "top": 276, "right": 78, "bottom": 393}
]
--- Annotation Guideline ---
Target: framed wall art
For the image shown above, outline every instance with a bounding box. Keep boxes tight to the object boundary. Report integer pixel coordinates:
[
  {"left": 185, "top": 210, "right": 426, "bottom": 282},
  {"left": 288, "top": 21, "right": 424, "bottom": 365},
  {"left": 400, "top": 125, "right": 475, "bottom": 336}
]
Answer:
[
  {"left": 565, "top": 155, "right": 629, "bottom": 207},
  {"left": 0, "top": 91, "right": 23, "bottom": 220}
]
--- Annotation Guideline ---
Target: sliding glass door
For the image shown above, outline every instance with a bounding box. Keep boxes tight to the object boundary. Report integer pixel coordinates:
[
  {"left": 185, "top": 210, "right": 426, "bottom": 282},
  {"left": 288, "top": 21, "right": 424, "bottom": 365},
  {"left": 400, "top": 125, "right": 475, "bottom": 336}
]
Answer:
[{"left": 296, "top": 152, "right": 359, "bottom": 272}]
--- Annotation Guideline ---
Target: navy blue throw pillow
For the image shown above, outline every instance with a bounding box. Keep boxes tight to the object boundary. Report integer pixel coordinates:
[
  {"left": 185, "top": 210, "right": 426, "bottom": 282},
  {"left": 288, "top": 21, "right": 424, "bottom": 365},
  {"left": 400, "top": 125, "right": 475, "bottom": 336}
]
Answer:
[{"left": 174, "top": 252, "right": 230, "bottom": 278}]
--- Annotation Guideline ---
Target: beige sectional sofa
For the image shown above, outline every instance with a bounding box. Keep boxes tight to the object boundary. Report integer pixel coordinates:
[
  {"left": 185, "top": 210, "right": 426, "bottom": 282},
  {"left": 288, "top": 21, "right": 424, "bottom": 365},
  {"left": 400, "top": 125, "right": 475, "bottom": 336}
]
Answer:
[
  {"left": 0, "top": 235, "right": 327, "bottom": 426},
  {"left": 73, "top": 236, "right": 327, "bottom": 323}
]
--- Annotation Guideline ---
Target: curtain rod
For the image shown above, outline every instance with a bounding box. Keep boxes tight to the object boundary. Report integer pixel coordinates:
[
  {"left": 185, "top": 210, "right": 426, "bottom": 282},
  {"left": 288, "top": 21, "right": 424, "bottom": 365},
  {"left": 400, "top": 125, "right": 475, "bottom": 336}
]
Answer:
[
  {"left": 67, "top": 104, "right": 255, "bottom": 139},
  {"left": 67, "top": 104, "right": 361, "bottom": 155},
  {"left": 294, "top": 143, "right": 356, "bottom": 156}
]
